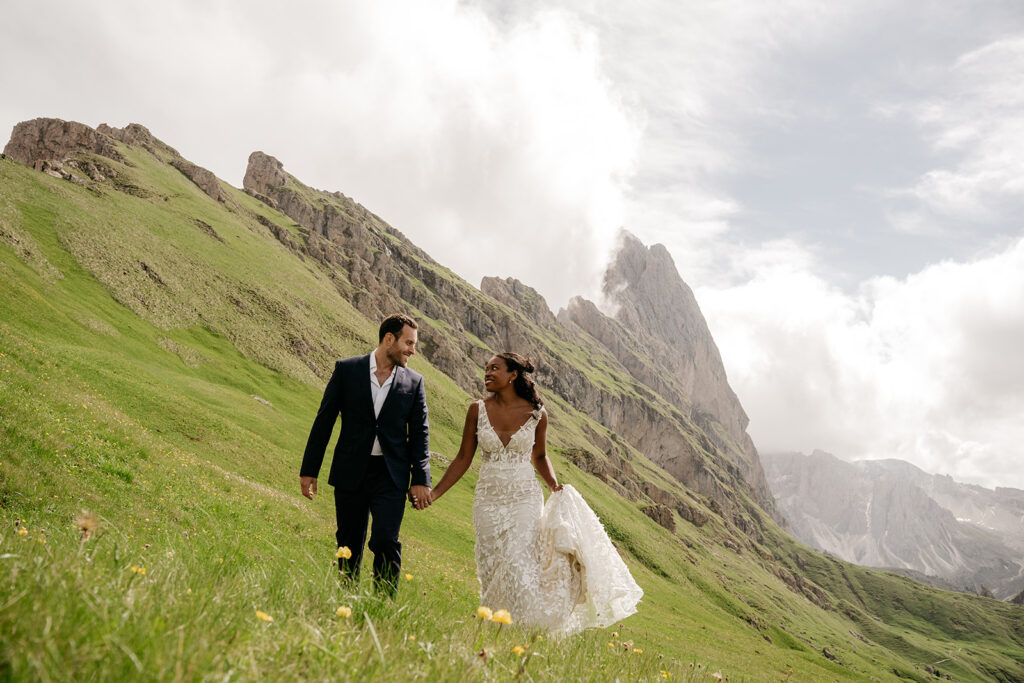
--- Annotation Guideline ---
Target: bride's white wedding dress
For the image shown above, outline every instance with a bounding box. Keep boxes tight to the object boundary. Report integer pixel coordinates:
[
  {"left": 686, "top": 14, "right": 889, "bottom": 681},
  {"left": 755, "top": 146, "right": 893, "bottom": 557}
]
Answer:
[{"left": 472, "top": 400, "right": 643, "bottom": 635}]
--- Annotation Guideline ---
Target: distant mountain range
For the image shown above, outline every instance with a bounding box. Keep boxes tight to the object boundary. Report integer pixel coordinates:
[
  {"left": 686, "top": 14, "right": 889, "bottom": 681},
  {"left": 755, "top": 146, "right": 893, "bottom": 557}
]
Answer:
[{"left": 763, "top": 450, "right": 1024, "bottom": 600}]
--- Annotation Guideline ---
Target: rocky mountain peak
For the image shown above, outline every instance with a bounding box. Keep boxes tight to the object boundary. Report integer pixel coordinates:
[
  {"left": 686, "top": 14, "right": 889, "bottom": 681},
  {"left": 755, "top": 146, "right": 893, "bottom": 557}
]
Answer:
[
  {"left": 480, "top": 276, "right": 556, "bottom": 327},
  {"left": 560, "top": 230, "right": 779, "bottom": 522},
  {"left": 606, "top": 230, "right": 751, "bottom": 434}
]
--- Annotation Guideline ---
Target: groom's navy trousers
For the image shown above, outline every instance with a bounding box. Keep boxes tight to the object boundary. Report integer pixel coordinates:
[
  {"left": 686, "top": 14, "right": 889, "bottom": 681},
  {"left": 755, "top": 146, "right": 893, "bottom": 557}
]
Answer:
[{"left": 301, "top": 354, "right": 430, "bottom": 591}]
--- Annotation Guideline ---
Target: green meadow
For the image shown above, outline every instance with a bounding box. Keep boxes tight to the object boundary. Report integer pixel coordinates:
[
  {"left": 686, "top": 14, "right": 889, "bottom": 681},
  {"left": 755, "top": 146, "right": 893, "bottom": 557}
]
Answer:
[{"left": 1, "top": 147, "right": 1022, "bottom": 681}]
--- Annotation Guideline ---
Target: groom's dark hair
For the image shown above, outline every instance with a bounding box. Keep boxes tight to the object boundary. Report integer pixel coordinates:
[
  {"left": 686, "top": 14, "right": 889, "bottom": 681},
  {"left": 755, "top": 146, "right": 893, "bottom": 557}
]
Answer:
[{"left": 379, "top": 314, "right": 418, "bottom": 342}]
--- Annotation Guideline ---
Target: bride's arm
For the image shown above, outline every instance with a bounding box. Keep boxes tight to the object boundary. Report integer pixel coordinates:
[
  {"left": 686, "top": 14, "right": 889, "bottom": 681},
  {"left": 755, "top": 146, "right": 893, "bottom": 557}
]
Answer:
[
  {"left": 429, "top": 402, "right": 479, "bottom": 502},
  {"left": 530, "top": 411, "right": 563, "bottom": 492}
]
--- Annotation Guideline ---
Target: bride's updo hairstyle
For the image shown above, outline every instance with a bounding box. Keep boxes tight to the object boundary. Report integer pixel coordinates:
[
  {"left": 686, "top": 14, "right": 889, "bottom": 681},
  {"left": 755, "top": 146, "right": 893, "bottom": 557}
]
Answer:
[{"left": 497, "top": 352, "right": 544, "bottom": 410}]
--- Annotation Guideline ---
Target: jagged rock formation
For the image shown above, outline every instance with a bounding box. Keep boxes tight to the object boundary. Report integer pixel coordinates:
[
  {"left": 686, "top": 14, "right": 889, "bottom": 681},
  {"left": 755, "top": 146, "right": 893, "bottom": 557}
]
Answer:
[
  {"left": 560, "top": 232, "right": 778, "bottom": 521},
  {"left": 764, "top": 450, "right": 1024, "bottom": 600}
]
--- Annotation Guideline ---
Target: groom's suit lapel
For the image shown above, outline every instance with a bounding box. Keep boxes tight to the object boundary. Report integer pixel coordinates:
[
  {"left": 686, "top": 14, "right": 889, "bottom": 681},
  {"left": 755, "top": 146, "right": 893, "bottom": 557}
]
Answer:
[
  {"left": 378, "top": 365, "right": 405, "bottom": 417},
  {"left": 360, "top": 354, "right": 375, "bottom": 420}
]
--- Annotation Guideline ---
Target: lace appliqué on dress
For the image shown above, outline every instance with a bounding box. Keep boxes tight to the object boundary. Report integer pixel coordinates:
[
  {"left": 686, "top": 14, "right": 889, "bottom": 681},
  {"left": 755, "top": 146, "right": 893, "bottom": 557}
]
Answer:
[{"left": 472, "top": 400, "right": 642, "bottom": 635}]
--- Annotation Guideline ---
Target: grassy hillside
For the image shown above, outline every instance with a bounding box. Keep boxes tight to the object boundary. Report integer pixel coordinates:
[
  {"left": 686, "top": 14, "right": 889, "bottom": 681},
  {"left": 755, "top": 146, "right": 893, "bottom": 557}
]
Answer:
[{"left": 1, "top": 148, "right": 1022, "bottom": 681}]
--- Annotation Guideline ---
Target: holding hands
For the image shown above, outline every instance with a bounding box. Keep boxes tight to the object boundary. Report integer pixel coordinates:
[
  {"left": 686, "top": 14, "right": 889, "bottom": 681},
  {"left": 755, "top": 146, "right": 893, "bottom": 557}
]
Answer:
[{"left": 409, "top": 484, "right": 433, "bottom": 510}]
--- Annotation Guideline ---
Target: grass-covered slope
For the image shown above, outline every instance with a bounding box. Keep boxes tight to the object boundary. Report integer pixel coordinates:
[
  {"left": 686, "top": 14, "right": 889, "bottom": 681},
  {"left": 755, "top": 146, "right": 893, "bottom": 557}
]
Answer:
[{"left": 1, "top": 149, "right": 1022, "bottom": 681}]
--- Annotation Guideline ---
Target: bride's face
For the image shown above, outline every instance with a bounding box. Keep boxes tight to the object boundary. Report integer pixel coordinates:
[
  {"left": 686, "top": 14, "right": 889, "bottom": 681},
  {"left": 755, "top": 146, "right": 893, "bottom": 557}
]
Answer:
[{"left": 483, "top": 356, "right": 516, "bottom": 392}]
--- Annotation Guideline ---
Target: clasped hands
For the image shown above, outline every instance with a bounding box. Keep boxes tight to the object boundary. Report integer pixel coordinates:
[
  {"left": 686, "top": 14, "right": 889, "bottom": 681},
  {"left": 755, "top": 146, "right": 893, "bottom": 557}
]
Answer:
[{"left": 408, "top": 484, "right": 433, "bottom": 511}]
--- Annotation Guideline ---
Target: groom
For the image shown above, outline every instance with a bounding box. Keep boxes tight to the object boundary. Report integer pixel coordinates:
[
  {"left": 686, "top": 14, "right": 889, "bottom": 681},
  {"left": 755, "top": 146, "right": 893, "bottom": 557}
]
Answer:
[{"left": 300, "top": 314, "right": 432, "bottom": 594}]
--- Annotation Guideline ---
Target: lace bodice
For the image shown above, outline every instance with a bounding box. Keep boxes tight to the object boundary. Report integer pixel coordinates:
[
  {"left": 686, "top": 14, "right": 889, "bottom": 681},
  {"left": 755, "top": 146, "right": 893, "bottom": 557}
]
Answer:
[{"left": 475, "top": 400, "right": 541, "bottom": 464}]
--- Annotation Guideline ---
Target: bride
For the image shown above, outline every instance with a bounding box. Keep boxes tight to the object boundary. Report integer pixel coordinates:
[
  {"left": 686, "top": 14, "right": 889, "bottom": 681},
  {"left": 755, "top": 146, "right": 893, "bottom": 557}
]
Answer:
[{"left": 429, "top": 352, "right": 642, "bottom": 635}]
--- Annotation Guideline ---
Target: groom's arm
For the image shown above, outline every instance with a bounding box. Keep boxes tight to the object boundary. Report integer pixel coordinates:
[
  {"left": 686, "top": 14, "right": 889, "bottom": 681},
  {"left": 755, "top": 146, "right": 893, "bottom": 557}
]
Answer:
[
  {"left": 299, "top": 361, "right": 344, "bottom": 494},
  {"left": 407, "top": 376, "right": 431, "bottom": 492}
]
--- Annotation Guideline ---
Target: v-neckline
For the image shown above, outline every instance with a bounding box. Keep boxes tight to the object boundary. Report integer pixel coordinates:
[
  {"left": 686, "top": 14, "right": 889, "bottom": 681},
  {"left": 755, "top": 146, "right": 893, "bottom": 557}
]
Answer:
[{"left": 480, "top": 400, "right": 534, "bottom": 449}]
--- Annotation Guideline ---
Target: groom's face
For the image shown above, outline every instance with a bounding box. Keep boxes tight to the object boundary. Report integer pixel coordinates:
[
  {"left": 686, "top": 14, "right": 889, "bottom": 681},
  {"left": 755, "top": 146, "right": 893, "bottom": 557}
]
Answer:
[{"left": 386, "top": 325, "right": 418, "bottom": 367}]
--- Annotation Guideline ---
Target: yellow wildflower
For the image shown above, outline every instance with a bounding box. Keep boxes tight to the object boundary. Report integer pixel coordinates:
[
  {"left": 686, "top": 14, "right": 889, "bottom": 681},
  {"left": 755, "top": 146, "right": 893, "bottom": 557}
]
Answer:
[
  {"left": 492, "top": 609, "right": 512, "bottom": 625},
  {"left": 660, "top": 671, "right": 670, "bottom": 679},
  {"left": 632, "top": 648, "right": 644, "bottom": 654},
  {"left": 511, "top": 645, "right": 526, "bottom": 656},
  {"left": 476, "top": 606, "right": 494, "bottom": 620},
  {"left": 335, "top": 546, "right": 352, "bottom": 559},
  {"left": 607, "top": 642, "right": 615, "bottom": 648},
  {"left": 404, "top": 573, "right": 413, "bottom": 581},
  {"left": 129, "top": 566, "right": 147, "bottom": 575},
  {"left": 336, "top": 606, "right": 352, "bottom": 618},
  {"left": 409, "top": 635, "right": 416, "bottom": 641},
  {"left": 256, "top": 610, "right": 273, "bottom": 622},
  {"left": 17, "top": 528, "right": 28, "bottom": 536}
]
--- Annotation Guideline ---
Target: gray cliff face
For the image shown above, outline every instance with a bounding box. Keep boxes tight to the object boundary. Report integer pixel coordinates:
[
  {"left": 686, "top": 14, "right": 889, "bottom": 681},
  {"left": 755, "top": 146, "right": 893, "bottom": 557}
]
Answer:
[
  {"left": 856, "top": 459, "right": 1024, "bottom": 554},
  {"left": 764, "top": 451, "right": 1024, "bottom": 600},
  {"left": 241, "top": 152, "right": 780, "bottom": 534},
  {"left": 561, "top": 232, "right": 777, "bottom": 521},
  {"left": 603, "top": 233, "right": 751, "bottom": 440}
]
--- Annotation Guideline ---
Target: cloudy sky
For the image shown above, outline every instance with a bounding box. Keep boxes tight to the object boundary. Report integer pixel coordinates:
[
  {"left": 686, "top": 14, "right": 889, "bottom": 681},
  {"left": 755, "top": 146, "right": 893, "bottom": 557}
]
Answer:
[{"left": 3, "top": 1, "right": 1023, "bottom": 489}]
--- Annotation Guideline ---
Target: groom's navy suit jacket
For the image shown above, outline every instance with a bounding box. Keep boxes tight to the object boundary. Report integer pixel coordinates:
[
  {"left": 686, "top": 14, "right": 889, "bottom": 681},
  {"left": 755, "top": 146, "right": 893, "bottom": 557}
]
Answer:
[{"left": 301, "top": 355, "right": 430, "bottom": 493}]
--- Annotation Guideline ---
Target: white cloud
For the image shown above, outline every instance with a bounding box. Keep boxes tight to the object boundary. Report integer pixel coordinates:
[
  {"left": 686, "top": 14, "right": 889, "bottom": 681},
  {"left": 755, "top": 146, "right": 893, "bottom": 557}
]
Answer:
[
  {"left": 884, "top": 35, "right": 1024, "bottom": 229},
  {"left": 699, "top": 237, "right": 1024, "bottom": 490}
]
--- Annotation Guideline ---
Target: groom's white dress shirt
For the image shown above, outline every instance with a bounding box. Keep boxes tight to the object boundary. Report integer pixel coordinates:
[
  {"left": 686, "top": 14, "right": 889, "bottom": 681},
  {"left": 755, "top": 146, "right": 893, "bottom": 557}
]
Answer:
[{"left": 369, "top": 351, "right": 396, "bottom": 456}]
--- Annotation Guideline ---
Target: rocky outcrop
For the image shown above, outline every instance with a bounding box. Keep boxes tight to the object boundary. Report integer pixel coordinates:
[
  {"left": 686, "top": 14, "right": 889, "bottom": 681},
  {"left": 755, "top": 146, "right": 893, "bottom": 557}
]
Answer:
[
  {"left": 480, "top": 277, "right": 556, "bottom": 327},
  {"left": 243, "top": 151, "right": 287, "bottom": 194},
  {"left": 764, "top": 451, "right": 1024, "bottom": 600},
  {"left": 4, "top": 119, "right": 201, "bottom": 199},
  {"left": 97, "top": 123, "right": 178, "bottom": 157},
  {"left": 676, "top": 500, "right": 710, "bottom": 527},
  {"left": 642, "top": 504, "right": 676, "bottom": 532},
  {"left": 3, "top": 118, "right": 122, "bottom": 169},
  {"left": 170, "top": 158, "right": 225, "bottom": 202}
]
